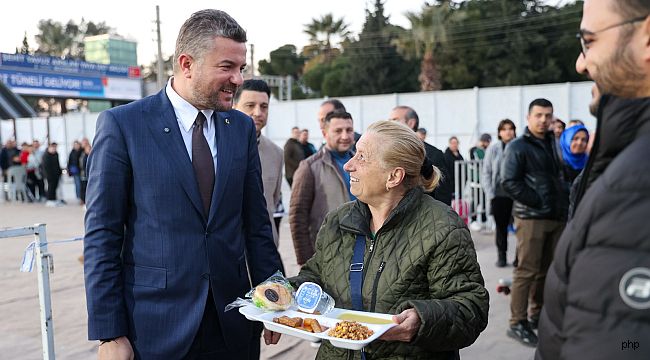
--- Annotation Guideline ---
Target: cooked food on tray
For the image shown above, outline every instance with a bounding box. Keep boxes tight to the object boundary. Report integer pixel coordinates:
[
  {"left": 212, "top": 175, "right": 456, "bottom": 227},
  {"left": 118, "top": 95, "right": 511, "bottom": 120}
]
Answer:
[
  {"left": 327, "top": 320, "right": 374, "bottom": 340},
  {"left": 272, "top": 315, "right": 328, "bottom": 333}
]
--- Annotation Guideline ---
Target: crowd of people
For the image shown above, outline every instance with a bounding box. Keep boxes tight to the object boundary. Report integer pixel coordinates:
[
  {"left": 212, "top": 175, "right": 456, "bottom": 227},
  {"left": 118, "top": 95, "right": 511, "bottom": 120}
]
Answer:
[
  {"left": 0, "top": 137, "right": 92, "bottom": 206},
  {"left": 5, "top": 0, "right": 649, "bottom": 359}
]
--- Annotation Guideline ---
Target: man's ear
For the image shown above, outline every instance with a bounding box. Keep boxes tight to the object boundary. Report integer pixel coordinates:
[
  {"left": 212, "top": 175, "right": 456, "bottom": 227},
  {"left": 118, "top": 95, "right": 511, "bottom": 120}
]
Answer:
[
  {"left": 177, "top": 54, "right": 194, "bottom": 78},
  {"left": 643, "top": 16, "right": 650, "bottom": 63},
  {"left": 407, "top": 119, "right": 417, "bottom": 131}
]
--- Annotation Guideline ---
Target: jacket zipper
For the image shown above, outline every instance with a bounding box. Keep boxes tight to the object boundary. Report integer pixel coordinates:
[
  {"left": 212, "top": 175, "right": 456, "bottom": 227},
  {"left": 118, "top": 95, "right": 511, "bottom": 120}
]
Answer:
[{"left": 370, "top": 261, "right": 386, "bottom": 312}]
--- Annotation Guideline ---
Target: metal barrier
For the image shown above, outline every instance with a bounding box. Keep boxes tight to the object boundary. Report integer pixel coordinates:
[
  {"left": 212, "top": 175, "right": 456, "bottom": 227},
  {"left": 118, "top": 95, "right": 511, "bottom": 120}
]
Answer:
[
  {"left": 453, "top": 160, "right": 489, "bottom": 231},
  {"left": 1, "top": 224, "right": 55, "bottom": 360}
]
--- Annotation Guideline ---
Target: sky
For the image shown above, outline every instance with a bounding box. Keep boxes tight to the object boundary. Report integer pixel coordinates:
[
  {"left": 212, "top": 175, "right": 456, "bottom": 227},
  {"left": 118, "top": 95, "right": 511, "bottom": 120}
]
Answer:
[{"left": 1, "top": 0, "right": 573, "bottom": 68}]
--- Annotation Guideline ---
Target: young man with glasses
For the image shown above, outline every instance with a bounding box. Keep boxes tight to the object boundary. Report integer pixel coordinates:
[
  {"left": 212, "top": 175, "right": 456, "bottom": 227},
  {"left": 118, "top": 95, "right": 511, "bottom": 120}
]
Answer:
[{"left": 536, "top": 1, "right": 650, "bottom": 359}]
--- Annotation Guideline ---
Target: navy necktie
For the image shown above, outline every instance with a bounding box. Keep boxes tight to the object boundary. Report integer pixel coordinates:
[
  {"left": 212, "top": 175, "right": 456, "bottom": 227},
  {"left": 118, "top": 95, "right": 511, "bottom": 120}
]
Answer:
[{"left": 192, "top": 112, "right": 215, "bottom": 216}]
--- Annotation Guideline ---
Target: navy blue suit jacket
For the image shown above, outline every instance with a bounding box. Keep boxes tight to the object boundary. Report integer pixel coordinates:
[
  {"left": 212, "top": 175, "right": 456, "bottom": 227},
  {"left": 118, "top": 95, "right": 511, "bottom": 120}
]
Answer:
[{"left": 83, "top": 90, "right": 282, "bottom": 359}]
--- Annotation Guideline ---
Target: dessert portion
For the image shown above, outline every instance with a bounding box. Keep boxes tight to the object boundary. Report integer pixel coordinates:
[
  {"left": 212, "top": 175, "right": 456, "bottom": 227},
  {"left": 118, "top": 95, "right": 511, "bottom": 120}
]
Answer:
[
  {"left": 327, "top": 320, "right": 374, "bottom": 340},
  {"left": 272, "top": 316, "right": 328, "bottom": 333}
]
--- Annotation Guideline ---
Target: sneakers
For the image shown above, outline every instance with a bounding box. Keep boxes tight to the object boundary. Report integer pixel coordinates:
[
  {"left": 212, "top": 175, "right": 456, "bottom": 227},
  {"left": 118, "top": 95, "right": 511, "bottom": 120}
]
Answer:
[
  {"left": 507, "top": 320, "right": 538, "bottom": 347},
  {"left": 529, "top": 316, "right": 539, "bottom": 330},
  {"left": 496, "top": 251, "right": 507, "bottom": 267}
]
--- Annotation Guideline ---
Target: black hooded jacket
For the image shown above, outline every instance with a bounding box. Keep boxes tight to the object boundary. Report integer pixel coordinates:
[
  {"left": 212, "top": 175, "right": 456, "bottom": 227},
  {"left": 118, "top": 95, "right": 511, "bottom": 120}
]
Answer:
[
  {"left": 500, "top": 127, "right": 569, "bottom": 220},
  {"left": 536, "top": 95, "right": 650, "bottom": 360}
]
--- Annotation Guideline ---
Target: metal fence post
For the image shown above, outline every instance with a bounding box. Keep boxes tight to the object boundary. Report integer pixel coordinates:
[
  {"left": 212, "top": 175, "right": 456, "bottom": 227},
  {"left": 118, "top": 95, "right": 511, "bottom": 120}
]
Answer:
[{"left": 34, "top": 223, "right": 55, "bottom": 360}]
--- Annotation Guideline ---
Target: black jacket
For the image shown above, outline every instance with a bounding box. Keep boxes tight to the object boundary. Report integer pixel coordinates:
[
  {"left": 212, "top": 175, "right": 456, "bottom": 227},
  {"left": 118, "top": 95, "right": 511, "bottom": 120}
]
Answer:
[
  {"left": 536, "top": 95, "right": 650, "bottom": 360},
  {"left": 425, "top": 142, "right": 453, "bottom": 205},
  {"left": 501, "top": 128, "right": 568, "bottom": 220},
  {"left": 41, "top": 151, "right": 61, "bottom": 180}
]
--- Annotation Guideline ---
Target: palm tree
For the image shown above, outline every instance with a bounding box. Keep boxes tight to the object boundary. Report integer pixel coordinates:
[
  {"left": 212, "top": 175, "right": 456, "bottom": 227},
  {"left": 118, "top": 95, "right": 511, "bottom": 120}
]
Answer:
[
  {"left": 393, "top": 1, "right": 461, "bottom": 91},
  {"left": 303, "top": 13, "right": 351, "bottom": 62}
]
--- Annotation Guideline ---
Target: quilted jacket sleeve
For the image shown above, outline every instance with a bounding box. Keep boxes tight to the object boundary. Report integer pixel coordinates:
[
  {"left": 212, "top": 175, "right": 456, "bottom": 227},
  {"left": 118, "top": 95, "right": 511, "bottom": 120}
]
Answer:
[{"left": 398, "top": 227, "right": 489, "bottom": 351}]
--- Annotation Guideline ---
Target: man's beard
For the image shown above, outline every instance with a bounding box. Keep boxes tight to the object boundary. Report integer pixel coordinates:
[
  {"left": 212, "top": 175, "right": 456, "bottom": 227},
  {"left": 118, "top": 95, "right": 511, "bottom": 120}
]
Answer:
[
  {"left": 596, "top": 33, "right": 646, "bottom": 98},
  {"left": 190, "top": 73, "right": 237, "bottom": 111}
]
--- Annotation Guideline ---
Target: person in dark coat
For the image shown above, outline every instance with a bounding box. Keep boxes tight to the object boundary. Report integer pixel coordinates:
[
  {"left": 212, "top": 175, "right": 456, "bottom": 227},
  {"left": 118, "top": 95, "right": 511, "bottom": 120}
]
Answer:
[
  {"left": 501, "top": 98, "right": 568, "bottom": 347},
  {"left": 67, "top": 140, "right": 83, "bottom": 202},
  {"left": 536, "top": 1, "right": 650, "bottom": 359},
  {"left": 283, "top": 126, "right": 304, "bottom": 187},
  {"left": 41, "top": 142, "right": 62, "bottom": 205},
  {"left": 389, "top": 105, "right": 453, "bottom": 205}
]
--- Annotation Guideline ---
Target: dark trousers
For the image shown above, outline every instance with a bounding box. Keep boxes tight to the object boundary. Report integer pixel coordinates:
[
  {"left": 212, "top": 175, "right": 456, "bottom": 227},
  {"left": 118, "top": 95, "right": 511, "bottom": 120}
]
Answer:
[
  {"left": 183, "top": 289, "right": 261, "bottom": 360},
  {"left": 509, "top": 218, "right": 565, "bottom": 325},
  {"left": 491, "top": 197, "right": 513, "bottom": 255},
  {"left": 274, "top": 217, "right": 282, "bottom": 238},
  {"left": 46, "top": 176, "right": 59, "bottom": 201}
]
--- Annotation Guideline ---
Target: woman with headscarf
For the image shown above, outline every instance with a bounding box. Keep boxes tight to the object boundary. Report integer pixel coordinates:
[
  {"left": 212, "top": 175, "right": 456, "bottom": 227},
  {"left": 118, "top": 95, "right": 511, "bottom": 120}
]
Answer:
[
  {"left": 559, "top": 124, "right": 589, "bottom": 183},
  {"left": 265, "top": 121, "right": 489, "bottom": 360}
]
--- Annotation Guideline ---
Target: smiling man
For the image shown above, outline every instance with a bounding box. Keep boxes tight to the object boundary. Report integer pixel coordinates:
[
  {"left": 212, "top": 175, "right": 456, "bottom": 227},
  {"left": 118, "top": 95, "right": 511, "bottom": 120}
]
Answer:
[
  {"left": 536, "top": 1, "right": 650, "bottom": 359},
  {"left": 290, "top": 110, "right": 356, "bottom": 266},
  {"left": 84, "top": 9, "right": 282, "bottom": 360},
  {"left": 234, "top": 79, "right": 284, "bottom": 247}
]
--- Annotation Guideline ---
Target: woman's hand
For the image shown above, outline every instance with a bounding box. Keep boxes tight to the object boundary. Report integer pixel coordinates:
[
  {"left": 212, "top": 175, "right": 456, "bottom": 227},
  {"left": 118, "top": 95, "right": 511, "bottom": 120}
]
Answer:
[
  {"left": 263, "top": 329, "right": 282, "bottom": 345},
  {"left": 378, "top": 308, "right": 421, "bottom": 343}
]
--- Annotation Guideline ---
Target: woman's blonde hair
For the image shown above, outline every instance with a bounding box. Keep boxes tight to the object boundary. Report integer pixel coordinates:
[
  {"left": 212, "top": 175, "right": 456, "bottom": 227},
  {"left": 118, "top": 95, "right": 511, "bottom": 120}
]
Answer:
[{"left": 366, "top": 120, "right": 441, "bottom": 192}]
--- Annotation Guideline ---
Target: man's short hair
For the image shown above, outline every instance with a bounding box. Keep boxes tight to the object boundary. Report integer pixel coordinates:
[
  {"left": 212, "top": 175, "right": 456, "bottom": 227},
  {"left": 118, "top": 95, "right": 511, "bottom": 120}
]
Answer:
[
  {"left": 479, "top": 133, "right": 492, "bottom": 143},
  {"left": 417, "top": 128, "right": 427, "bottom": 135},
  {"left": 173, "top": 9, "right": 246, "bottom": 73},
  {"left": 393, "top": 105, "right": 420, "bottom": 131},
  {"left": 324, "top": 110, "right": 353, "bottom": 126},
  {"left": 611, "top": 1, "right": 650, "bottom": 22},
  {"left": 292, "top": 126, "right": 299, "bottom": 131},
  {"left": 528, "top": 98, "right": 553, "bottom": 113},
  {"left": 234, "top": 79, "right": 271, "bottom": 103},
  {"left": 301, "top": 128, "right": 309, "bottom": 133},
  {"left": 321, "top": 99, "right": 346, "bottom": 112}
]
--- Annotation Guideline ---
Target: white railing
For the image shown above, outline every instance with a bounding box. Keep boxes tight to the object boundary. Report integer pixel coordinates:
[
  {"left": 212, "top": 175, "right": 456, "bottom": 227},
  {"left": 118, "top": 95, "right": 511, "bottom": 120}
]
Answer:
[
  {"left": 1, "top": 224, "right": 55, "bottom": 360},
  {"left": 453, "top": 160, "right": 489, "bottom": 231}
]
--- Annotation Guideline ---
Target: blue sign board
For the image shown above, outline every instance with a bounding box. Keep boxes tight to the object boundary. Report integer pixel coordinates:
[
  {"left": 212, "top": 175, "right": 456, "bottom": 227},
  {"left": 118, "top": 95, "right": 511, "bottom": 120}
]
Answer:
[
  {"left": 0, "top": 52, "right": 141, "bottom": 100},
  {"left": 0, "top": 53, "right": 138, "bottom": 78}
]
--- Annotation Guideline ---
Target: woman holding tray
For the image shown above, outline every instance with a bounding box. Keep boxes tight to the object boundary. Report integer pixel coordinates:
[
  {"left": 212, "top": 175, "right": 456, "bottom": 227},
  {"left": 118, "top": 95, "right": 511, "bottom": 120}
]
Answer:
[{"left": 265, "top": 120, "right": 489, "bottom": 359}]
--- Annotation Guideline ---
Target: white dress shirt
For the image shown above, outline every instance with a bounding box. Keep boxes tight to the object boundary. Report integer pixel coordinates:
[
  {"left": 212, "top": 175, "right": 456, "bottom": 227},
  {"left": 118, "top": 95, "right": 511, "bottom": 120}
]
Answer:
[{"left": 165, "top": 78, "right": 218, "bottom": 171}]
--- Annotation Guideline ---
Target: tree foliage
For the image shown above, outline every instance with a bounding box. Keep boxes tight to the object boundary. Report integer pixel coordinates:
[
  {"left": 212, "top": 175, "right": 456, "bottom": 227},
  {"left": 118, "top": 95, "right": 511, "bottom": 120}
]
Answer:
[
  {"left": 258, "top": 0, "right": 584, "bottom": 97},
  {"left": 33, "top": 18, "right": 112, "bottom": 60},
  {"left": 258, "top": 44, "right": 305, "bottom": 78}
]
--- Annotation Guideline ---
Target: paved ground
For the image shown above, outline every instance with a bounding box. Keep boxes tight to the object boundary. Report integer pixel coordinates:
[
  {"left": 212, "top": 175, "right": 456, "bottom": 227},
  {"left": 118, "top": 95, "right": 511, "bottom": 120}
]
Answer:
[{"left": 0, "top": 179, "right": 535, "bottom": 359}]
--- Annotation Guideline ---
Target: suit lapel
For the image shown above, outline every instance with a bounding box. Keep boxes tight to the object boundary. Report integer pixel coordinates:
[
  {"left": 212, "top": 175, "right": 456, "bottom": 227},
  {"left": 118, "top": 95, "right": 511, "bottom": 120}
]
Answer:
[
  {"left": 145, "top": 90, "right": 204, "bottom": 219},
  {"left": 208, "top": 111, "right": 234, "bottom": 225}
]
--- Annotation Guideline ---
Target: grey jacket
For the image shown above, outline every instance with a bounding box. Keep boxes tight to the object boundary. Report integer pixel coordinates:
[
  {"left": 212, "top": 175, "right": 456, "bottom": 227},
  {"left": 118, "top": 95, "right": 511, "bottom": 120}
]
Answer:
[
  {"left": 481, "top": 141, "right": 508, "bottom": 208},
  {"left": 258, "top": 134, "right": 283, "bottom": 246}
]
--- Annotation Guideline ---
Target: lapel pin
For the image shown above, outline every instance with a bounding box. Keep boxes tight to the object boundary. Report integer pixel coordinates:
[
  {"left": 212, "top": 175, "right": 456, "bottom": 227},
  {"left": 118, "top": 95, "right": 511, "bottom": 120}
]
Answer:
[
  {"left": 163, "top": 127, "right": 170, "bottom": 133},
  {"left": 225, "top": 118, "right": 230, "bottom": 125}
]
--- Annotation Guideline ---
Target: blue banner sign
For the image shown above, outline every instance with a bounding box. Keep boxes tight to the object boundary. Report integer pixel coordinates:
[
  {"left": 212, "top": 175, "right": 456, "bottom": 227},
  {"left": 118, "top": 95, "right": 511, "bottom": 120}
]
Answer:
[{"left": 0, "top": 52, "right": 141, "bottom": 79}]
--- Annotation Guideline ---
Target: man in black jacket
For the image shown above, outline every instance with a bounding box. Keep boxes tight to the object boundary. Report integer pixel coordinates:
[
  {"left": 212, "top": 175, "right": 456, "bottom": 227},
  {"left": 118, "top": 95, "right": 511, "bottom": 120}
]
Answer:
[
  {"left": 389, "top": 105, "right": 453, "bottom": 205},
  {"left": 536, "top": 1, "right": 650, "bottom": 359},
  {"left": 501, "top": 98, "right": 568, "bottom": 347}
]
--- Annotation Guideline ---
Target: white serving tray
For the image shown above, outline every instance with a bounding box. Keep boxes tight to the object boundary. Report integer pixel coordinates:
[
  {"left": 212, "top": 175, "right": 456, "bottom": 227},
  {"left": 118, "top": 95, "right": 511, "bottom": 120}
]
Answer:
[{"left": 239, "top": 305, "right": 396, "bottom": 350}]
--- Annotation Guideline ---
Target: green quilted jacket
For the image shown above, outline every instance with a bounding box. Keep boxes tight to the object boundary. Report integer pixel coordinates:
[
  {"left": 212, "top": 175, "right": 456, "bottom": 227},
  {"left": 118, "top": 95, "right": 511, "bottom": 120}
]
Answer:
[{"left": 290, "top": 188, "right": 489, "bottom": 360}]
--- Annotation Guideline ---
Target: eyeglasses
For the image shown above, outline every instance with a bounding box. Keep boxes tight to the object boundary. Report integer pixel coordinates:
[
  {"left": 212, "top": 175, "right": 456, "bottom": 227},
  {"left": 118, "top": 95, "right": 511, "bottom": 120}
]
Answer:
[{"left": 576, "top": 15, "right": 648, "bottom": 56}]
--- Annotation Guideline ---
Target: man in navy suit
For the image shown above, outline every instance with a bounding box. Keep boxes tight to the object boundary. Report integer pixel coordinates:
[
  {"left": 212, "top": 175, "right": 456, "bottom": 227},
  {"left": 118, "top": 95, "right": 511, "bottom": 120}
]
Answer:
[{"left": 83, "top": 9, "right": 282, "bottom": 360}]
